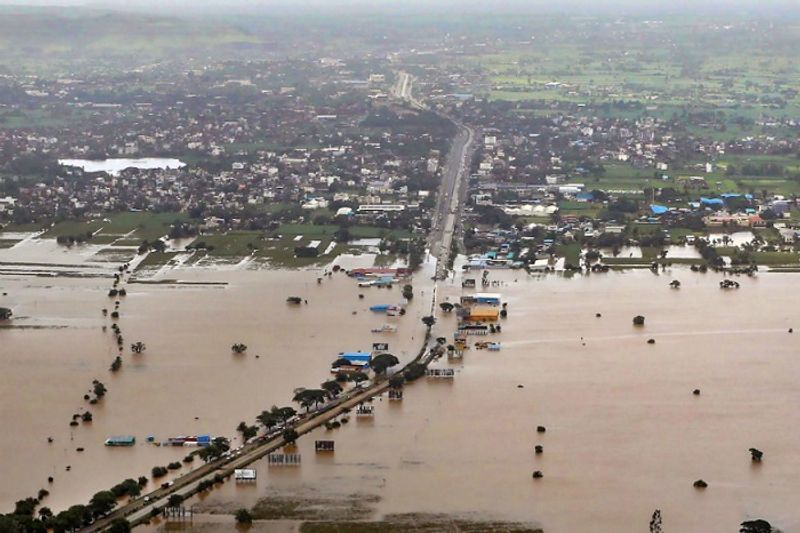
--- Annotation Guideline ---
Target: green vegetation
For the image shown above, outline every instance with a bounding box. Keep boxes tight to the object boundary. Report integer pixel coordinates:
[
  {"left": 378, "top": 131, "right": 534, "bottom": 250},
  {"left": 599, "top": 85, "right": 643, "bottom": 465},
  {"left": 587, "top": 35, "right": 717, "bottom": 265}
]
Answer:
[
  {"left": 277, "top": 223, "right": 411, "bottom": 240},
  {"left": 173, "top": 222, "right": 411, "bottom": 268},
  {"left": 43, "top": 212, "right": 187, "bottom": 242},
  {"left": 235, "top": 509, "right": 253, "bottom": 525},
  {"left": 555, "top": 243, "right": 581, "bottom": 265},
  {"left": 134, "top": 252, "right": 179, "bottom": 271},
  {"left": 0, "top": 108, "right": 100, "bottom": 130}
]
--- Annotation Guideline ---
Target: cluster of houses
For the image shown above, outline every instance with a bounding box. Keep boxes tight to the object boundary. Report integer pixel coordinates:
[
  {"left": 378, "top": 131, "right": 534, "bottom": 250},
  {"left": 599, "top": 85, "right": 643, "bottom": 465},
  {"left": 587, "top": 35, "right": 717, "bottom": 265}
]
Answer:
[{"left": 0, "top": 60, "right": 450, "bottom": 237}]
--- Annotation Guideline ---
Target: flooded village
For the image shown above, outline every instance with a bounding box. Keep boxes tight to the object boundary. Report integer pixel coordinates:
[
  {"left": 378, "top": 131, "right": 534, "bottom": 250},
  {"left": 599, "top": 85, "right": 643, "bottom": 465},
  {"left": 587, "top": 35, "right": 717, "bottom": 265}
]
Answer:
[
  {"left": 1, "top": 4, "right": 800, "bottom": 533},
  {"left": 3, "top": 237, "right": 799, "bottom": 532}
]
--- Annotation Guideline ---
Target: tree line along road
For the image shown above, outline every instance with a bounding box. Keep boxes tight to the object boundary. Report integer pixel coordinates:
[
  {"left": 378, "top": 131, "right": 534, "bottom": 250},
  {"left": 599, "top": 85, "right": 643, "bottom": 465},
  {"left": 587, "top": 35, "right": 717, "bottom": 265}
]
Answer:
[{"left": 81, "top": 333, "right": 444, "bottom": 532}]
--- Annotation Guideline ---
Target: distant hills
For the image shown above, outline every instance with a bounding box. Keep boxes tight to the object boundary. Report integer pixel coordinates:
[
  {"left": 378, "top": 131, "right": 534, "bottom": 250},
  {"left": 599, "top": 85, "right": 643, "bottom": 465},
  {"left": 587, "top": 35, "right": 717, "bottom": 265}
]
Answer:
[{"left": 0, "top": 6, "right": 260, "bottom": 67}]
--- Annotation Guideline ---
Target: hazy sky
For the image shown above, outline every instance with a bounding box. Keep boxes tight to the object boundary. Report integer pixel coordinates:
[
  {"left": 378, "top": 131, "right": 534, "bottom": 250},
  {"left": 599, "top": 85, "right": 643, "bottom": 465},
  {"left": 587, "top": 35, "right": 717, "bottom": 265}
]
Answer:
[{"left": 1, "top": 0, "right": 797, "bottom": 16}]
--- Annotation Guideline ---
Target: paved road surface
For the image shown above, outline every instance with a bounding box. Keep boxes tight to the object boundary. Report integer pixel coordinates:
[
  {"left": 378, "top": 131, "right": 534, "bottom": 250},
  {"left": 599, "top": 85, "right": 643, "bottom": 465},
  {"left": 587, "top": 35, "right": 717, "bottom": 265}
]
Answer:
[{"left": 392, "top": 71, "right": 475, "bottom": 280}]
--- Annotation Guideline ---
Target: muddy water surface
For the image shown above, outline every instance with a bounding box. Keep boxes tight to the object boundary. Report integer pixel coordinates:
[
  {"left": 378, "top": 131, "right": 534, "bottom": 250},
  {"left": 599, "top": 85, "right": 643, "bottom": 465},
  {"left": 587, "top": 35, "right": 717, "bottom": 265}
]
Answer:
[
  {"left": 3, "top": 253, "right": 800, "bottom": 532},
  {"left": 0, "top": 255, "right": 433, "bottom": 514},
  {"left": 169, "top": 268, "right": 800, "bottom": 533}
]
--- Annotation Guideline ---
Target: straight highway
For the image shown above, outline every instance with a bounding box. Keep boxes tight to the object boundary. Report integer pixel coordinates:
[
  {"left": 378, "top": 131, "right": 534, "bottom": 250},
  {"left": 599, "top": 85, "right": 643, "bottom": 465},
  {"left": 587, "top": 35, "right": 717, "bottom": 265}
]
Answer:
[{"left": 393, "top": 70, "right": 475, "bottom": 279}]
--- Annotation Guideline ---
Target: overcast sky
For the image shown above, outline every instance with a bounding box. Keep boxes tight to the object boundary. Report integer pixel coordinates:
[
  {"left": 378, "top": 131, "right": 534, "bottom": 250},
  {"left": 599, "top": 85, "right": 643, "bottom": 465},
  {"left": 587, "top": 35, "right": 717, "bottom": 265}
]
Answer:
[{"left": 1, "top": 0, "right": 797, "bottom": 16}]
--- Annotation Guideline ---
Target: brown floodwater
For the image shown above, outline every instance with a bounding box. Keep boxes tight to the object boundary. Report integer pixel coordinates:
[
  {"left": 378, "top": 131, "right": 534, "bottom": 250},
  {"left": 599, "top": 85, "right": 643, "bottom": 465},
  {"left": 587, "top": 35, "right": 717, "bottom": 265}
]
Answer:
[
  {"left": 153, "top": 267, "right": 799, "bottom": 533},
  {"left": 0, "top": 243, "right": 434, "bottom": 515},
  {"left": 3, "top": 243, "right": 800, "bottom": 532}
]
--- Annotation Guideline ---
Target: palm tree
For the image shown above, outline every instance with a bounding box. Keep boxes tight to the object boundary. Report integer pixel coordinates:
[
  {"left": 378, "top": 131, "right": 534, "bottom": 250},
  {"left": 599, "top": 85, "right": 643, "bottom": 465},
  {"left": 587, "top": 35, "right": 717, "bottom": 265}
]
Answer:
[
  {"left": 0, "top": 307, "right": 12, "bottom": 320},
  {"left": 292, "top": 389, "right": 327, "bottom": 411},
  {"left": 439, "top": 302, "right": 455, "bottom": 313},
  {"left": 422, "top": 315, "right": 436, "bottom": 327},
  {"left": 257, "top": 406, "right": 296, "bottom": 428}
]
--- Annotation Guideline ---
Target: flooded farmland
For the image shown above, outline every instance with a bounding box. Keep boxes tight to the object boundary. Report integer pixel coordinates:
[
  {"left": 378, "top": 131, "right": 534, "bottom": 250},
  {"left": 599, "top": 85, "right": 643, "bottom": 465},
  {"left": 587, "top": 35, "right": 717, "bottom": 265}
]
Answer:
[
  {"left": 0, "top": 246, "right": 434, "bottom": 516},
  {"left": 2, "top": 248, "right": 800, "bottom": 532}
]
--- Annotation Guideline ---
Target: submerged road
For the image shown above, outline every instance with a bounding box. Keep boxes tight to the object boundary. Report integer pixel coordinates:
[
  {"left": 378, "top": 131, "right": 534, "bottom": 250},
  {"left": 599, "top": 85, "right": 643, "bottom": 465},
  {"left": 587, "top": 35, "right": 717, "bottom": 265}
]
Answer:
[
  {"left": 83, "top": 71, "right": 468, "bottom": 532},
  {"left": 82, "top": 338, "right": 441, "bottom": 532}
]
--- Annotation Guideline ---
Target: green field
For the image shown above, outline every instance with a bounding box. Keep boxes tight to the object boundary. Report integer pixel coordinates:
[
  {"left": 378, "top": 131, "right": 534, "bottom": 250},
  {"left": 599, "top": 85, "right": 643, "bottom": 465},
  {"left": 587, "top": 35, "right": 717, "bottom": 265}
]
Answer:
[
  {"left": 276, "top": 223, "right": 411, "bottom": 240},
  {"left": 555, "top": 243, "right": 580, "bottom": 264},
  {"left": 715, "top": 247, "right": 800, "bottom": 266},
  {"left": 42, "top": 212, "right": 187, "bottom": 242},
  {"left": 0, "top": 108, "right": 100, "bottom": 129},
  {"left": 185, "top": 230, "right": 342, "bottom": 268},
  {"left": 558, "top": 201, "right": 603, "bottom": 218}
]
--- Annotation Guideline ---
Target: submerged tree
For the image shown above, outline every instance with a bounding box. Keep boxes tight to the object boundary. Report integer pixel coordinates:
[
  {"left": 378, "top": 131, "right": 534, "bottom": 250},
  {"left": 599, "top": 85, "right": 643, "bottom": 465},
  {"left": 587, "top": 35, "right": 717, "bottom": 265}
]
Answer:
[
  {"left": 749, "top": 448, "right": 764, "bottom": 462},
  {"left": 740, "top": 520, "right": 774, "bottom": 533},
  {"left": 235, "top": 509, "right": 253, "bottom": 525},
  {"left": 321, "top": 380, "right": 343, "bottom": 398},
  {"left": 350, "top": 371, "right": 369, "bottom": 384},
  {"left": 92, "top": 380, "right": 107, "bottom": 398},
  {"left": 649, "top": 510, "right": 663, "bottom": 533},
  {"left": 108, "top": 519, "right": 132, "bottom": 533},
  {"left": 402, "top": 284, "right": 414, "bottom": 300},
  {"left": 231, "top": 343, "right": 248, "bottom": 354},
  {"left": 282, "top": 428, "right": 299, "bottom": 444},
  {"left": 236, "top": 422, "right": 258, "bottom": 441},
  {"left": 197, "top": 437, "right": 230, "bottom": 462},
  {"left": 130, "top": 342, "right": 146, "bottom": 354},
  {"left": 369, "top": 353, "right": 400, "bottom": 375}
]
